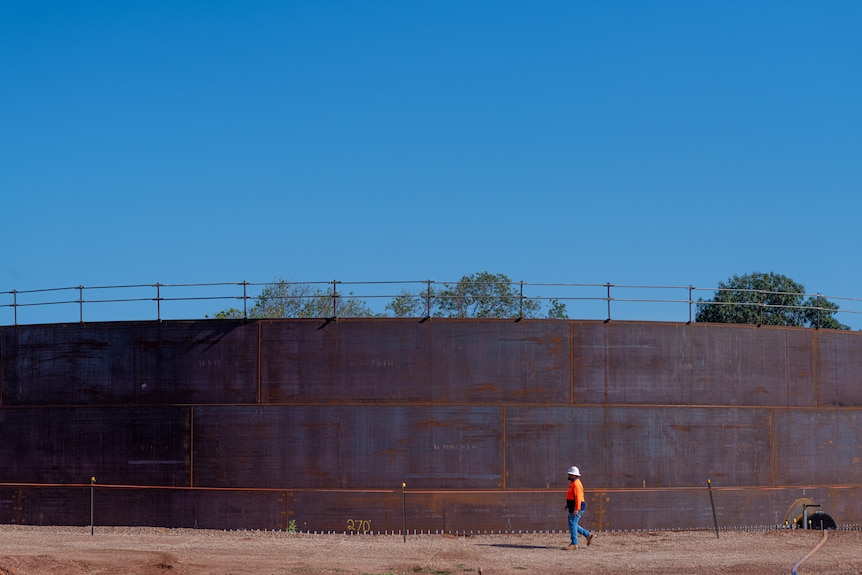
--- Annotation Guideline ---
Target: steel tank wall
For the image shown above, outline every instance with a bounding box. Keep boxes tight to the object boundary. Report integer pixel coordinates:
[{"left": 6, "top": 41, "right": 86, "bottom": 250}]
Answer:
[{"left": 1, "top": 319, "right": 861, "bottom": 532}]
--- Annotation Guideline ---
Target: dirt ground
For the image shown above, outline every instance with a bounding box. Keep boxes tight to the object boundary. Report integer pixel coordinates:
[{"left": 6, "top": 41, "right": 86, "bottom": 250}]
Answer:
[{"left": 1, "top": 525, "right": 860, "bottom": 575}]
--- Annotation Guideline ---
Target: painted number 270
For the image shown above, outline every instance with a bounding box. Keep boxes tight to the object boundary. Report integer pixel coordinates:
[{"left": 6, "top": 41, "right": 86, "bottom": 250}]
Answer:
[{"left": 346, "top": 518, "right": 372, "bottom": 533}]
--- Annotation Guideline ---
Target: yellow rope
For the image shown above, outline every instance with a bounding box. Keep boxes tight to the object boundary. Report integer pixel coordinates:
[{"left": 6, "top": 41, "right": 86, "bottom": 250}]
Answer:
[{"left": 791, "top": 530, "right": 829, "bottom": 575}]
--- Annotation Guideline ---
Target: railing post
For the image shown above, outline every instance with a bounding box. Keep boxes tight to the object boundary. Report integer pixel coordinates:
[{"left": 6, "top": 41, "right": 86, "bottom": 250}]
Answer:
[
  {"left": 519, "top": 281, "right": 524, "bottom": 320},
  {"left": 12, "top": 289, "right": 18, "bottom": 326},
  {"left": 605, "top": 283, "right": 613, "bottom": 322},
  {"left": 78, "top": 286, "right": 84, "bottom": 324},
  {"left": 90, "top": 476, "right": 96, "bottom": 535},
  {"left": 758, "top": 290, "right": 764, "bottom": 326},
  {"left": 425, "top": 279, "right": 432, "bottom": 319},
  {"left": 402, "top": 482, "right": 407, "bottom": 543},
  {"left": 816, "top": 293, "right": 822, "bottom": 329},
  {"left": 331, "top": 280, "right": 338, "bottom": 318},
  {"left": 242, "top": 281, "right": 248, "bottom": 319},
  {"left": 156, "top": 283, "right": 162, "bottom": 322},
  {"left": 688, "top": 286, "right": 694, "bottom": 324}
]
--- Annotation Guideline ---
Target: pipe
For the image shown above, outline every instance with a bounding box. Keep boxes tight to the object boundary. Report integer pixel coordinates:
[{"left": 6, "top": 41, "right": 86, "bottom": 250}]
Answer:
[{"left": 791, "top": 529, "right": 828, "bottom": 575}]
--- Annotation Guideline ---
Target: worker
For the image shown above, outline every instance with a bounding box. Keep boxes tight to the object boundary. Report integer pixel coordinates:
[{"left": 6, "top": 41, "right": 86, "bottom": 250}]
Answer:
[{"left": 563, "top": 465, "right": 594, "bottom": 550}]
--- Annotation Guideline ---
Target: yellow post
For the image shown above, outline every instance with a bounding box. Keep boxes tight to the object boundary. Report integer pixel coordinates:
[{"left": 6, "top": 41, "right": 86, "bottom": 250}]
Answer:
[
  {"left": 90, "top": 477, "right": 96, "bottom": 536},
  {"left": 401, "top": 482, "right": 407, "bottom": 543}
]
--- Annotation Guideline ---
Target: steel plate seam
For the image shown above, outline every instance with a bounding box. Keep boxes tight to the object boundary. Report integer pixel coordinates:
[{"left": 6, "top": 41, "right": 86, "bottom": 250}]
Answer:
[{"left": 190, "top": 406, "right": 195, "bottom": 488}]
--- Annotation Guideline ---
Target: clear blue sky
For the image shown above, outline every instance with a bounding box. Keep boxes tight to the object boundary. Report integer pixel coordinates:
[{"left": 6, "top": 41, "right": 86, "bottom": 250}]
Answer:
[{"left": 2, "top": 2, "right": 861, "bottom": 325}]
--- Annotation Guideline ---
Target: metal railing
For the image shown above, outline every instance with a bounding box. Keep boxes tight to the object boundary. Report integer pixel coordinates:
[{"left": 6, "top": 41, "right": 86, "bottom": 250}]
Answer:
[{"left": 1, "top": 280, "right": 860, "bottom": 329}]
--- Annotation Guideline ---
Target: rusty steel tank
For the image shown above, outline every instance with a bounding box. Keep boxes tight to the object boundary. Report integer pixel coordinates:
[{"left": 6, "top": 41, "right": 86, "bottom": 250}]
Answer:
[{"left": 1, "top": 319, "right": 860, "bottom": 532}]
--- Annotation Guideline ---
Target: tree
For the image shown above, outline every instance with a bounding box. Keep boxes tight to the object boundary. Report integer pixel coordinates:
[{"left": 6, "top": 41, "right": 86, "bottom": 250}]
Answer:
[
  {"left": 210, "top": 279, "right": 374, "bottom": 319},
  {"left": 802, "top": 294, "right": 848, "bottom": 330},
  {"left": 385, "top": 272, "right": 568, "bottom": 319},
  {"left": 546, "top": 298, "right": 569, "bottom": 320},
  {"left": 695, "top": 272, "right": 848, "bottom": 329},
  {"left": 434, "top": 271, "right": 538, "bottom": 318},
  {"left": 385, "top": 288, "right": 434, "bottom": 318}
]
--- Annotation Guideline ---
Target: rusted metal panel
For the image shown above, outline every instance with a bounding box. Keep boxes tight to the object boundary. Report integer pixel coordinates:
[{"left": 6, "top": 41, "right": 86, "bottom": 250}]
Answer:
[
  {"left": 0, "top": 485, "right": 288, "bottom": 530},
  {"left": 91, "top": 488, "right": 288, "bottom": 529},
  {"left": 573, "top": 322, "right": 816, "bottom": 407},
  {"left": 822, "top": 485, "right": 862, "bottom": 526},
  {"left": 600, "top": 322, "right": 696, "bottom": 405},
  {"left": 260, "top": 319, "right": 570, "bottom": 404},
  {"left": 684, "top": 325, "right": 815, "bottom": 407},
  {"left": 591, "top": 485, "right": 815, "bottom": 531},
  {"left": 192, "top": 406, "right": 503, "bottom": 490},
  {"left": 1, "top": 321, "right": 259, "bottom": 406},
  {"left": 287, "top": 490, "right": 564, "bottom": 533},
  {"left": 600, "top": 406, "right": 774, "bottom": 489},
  {"left": 593, "top": 488, "right": 718, "bottom": 531},
  {"left": 589, "top": 485, "right": 861, "bottom": 531},
  {"left": 505, "top": 406, "right": 773, "bottom": 490},
  {"left": 710, "top": 485, "right": 862, "bottom": 530},
  {"left": 814, "top": 330, "right": 862, "bottom": 407},
  {"left": 0, "top": 486, "right": 91, "bottom": 526},
  {"left": 4, "top": 484, "right": 861, "bottom": 531},
  {"left": 287, "top": 490, "right": 408, "bottom": 534},
  {"left": 260, "top": 320, "right": 434, "bottom": 404},
  {"left": 569, "top": 322, "right": 606, "bottom": 405},
  {"left": 0, "top": 407, "right": 190, "bottom": 485},
  {"left": 774, "top": 409, "right": 862, "bottom": 486},
  {"left": 428, "top": 320, "right": 570, "bottom": 403}
]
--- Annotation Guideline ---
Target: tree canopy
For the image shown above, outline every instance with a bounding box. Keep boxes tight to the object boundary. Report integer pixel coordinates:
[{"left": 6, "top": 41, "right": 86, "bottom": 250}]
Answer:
[
  {"left": 210, "top": 279, "right": 374, "bottom": 319},
  {"left": 385, "top": 271, "right": 568, "bottom": 319},
  {"left": 695, "top": 272, "right": 848, "bottom": 329},
  {"left": 209, "top": 272, "right": 849, "bottom": 327},
  {"left": 211, "top": 272, "right": 569, "bottom": 320}
]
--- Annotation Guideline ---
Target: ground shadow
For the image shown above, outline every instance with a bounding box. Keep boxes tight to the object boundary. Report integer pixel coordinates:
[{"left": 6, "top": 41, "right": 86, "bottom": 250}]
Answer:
[{"left": 477, "top": 543, "right": 557, "bottom": 550}]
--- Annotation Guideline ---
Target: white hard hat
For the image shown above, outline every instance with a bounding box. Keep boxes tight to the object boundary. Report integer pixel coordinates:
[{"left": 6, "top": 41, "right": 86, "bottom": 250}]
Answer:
[{"left": 567, "top": 466, "right": 580, "bottom": 476}]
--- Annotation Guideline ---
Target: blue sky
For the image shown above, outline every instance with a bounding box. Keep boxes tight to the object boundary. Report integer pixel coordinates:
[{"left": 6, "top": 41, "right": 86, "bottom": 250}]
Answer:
[{"left": 2, "top": 2, "right": 861, "bottom": 326}]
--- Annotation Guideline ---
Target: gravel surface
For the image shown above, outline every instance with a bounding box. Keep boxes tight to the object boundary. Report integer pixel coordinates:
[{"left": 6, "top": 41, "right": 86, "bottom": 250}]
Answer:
[{"left": 1, "top": 525, "right": 861, "bottom": 575}]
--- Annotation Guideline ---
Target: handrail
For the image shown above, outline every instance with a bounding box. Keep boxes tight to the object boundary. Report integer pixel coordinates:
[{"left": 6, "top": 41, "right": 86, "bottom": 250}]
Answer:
[{"left": 1, "top": 280, "right": 860, "bottom": 328}]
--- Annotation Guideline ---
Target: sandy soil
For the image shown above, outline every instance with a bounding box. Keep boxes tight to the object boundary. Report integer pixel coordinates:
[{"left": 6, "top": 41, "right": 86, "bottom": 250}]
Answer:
[{"left": 0, "top": 525, "right": 860, "bottom": 575}]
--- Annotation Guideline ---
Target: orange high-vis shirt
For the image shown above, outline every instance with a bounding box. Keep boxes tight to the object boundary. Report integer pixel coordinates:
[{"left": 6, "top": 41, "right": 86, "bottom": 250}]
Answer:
[{"left": 566, "top": 478, "right": 585, "bottom": 510}]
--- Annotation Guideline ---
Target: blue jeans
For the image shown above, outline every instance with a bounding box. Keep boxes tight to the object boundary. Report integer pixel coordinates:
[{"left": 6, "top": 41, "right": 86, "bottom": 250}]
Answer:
[{"left": 568, "top": 510, "right": 591, "bottom": 545}]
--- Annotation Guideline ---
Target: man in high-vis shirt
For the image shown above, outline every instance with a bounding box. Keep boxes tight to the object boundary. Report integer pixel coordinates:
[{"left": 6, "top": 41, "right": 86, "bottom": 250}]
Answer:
[{"left": 564, "top": 465, "right": 594, "bottom": 550}]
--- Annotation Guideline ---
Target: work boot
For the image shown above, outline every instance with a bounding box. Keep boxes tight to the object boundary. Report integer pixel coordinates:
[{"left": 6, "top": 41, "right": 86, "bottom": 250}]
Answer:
[
  {"left": 562, "top": 543, "right": 579, "bottom": 550},
  {"left": 587, "top": 533, "right": 594, "bottom": 546}
]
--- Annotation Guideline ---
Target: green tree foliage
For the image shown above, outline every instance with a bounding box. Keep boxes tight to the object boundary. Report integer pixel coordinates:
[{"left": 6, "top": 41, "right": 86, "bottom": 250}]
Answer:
[
  {"left": 211, "top": 279, "right": 374, "bottom": 319},
  {"left": 546, "top": 298, "right": 569, "bottom": 320},
  {"left": 436, "top": 271, "right": 538, "bottom": 318},
  {"left": 695, "top": 272, "right": 848, "bottom": 329},
  {"left": 385, "top": 288, "right": 433, "bottom": 318},
  {"left": 802, "top": 294, "right": 848, "bottom": 330},
  {"left": 385, "top": 271, "right": 568, "bottom": 319}
]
